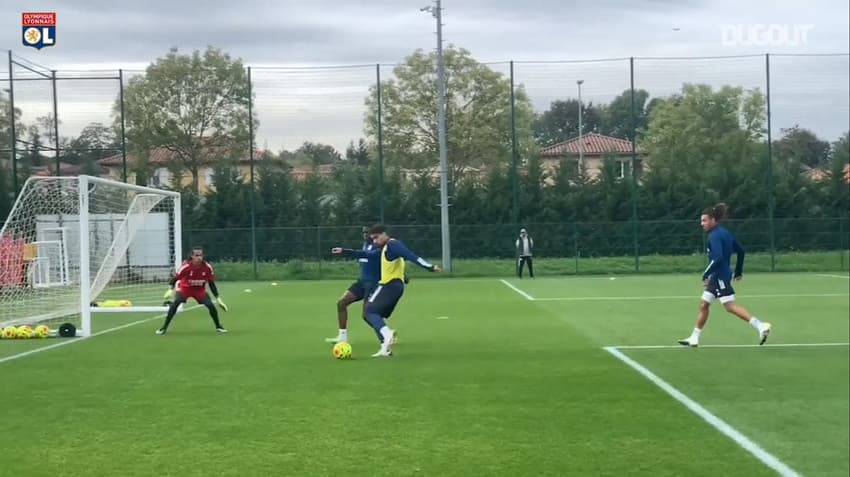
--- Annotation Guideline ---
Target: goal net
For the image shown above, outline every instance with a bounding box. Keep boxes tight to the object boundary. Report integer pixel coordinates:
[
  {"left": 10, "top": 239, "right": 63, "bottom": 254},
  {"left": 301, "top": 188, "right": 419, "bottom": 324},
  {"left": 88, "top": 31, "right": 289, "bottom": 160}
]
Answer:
[{"left": 0, "top": 175, "right": 182, "bottom": 336}]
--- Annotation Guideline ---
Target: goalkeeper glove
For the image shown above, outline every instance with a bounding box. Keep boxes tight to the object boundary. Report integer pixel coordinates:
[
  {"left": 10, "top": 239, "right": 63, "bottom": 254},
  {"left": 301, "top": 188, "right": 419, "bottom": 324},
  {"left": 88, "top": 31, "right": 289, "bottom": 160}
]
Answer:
[
  {"left": 163, "top": 288, "right": 174, "bottom": 300},
  {"left": 216, "top": 296, "right": 228, "bottom": 312}
]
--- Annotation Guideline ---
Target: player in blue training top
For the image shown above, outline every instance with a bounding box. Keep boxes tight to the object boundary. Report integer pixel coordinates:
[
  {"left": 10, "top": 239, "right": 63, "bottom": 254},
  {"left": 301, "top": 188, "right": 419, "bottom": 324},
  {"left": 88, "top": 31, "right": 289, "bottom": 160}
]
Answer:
[
  {"left": 336, "top": 224, "right": 441, "bottom": 357},
  {"left": 327, "top": 226, "right": 381, "bottom": 344},
  {"left": 678, "top": 203, "right": 772, "bottom": 347}
]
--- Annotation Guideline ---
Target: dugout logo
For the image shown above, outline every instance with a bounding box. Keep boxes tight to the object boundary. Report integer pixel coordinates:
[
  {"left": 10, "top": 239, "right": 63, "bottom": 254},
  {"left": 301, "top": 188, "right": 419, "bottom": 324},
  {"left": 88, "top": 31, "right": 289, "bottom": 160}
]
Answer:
[
  {"left": 720, "top": 23, "right": 813, "bottom": 47},
  {"left": 22, "top": 12, "right": 56, "bottom": 50}
]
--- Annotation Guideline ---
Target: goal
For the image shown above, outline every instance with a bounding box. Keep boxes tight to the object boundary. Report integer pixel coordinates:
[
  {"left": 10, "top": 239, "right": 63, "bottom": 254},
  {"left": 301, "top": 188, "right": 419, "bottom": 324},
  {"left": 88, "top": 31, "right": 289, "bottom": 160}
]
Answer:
[{"left": 0, "top": 175, "right": 182, "bottom": 336}]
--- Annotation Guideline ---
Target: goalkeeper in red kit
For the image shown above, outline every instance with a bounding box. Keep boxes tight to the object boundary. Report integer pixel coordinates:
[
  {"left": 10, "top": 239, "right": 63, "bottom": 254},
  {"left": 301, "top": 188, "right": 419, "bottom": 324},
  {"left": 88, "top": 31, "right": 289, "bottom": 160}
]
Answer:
[{"left": 156, "top": 246, "right": 228, "bottom": 335}]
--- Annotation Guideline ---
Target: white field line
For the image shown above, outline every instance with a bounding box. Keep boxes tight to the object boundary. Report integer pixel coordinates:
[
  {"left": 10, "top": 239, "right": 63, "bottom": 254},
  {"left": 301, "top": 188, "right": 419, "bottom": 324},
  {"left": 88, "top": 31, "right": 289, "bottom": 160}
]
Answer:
[
  {"left": 604, "top": 346, "right": 801, "bottom": 477},
  {"left": 611, "top": 342, "right": 850, "bottom": 350},
  {"left": 816, "top": 274, "right": 849, "bottom": 279},
  {"left": 534, "top": 293, "right": 848, "bottom": 301},
  {"left": 499, "top": 279, "right": 535, "bottom": 301},
  {"left": 0, "top": 305, "right": 201, "bottom": 366}
]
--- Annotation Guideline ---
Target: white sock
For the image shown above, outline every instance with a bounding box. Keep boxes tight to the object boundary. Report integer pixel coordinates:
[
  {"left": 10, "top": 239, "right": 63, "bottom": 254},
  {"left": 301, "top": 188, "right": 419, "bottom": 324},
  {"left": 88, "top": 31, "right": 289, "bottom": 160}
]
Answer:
[
  {"left": 749, "top": 317, "right": 762, "bottom": 331},
  {"left": 379, "top": 326, "right": 393, "bottom": 344},
  {"left": 691, "top": 328, "right": 702, "bottom": 340},
  {"left": 338, "top": 329, "right": 348, "bottom": 341}
]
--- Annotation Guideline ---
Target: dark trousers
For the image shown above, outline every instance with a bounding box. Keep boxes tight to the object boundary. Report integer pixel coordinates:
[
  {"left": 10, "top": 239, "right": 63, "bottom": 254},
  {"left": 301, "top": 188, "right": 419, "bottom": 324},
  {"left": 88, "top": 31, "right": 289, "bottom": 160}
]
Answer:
[{"left": 517, "top": 256, "right": 534, "bottom": 278}]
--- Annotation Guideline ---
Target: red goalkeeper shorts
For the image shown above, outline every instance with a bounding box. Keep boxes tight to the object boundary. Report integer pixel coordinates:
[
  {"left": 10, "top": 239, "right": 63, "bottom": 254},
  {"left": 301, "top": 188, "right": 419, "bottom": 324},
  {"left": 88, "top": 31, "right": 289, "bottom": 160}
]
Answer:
[{"left": 177, "top": 287, "right": 208, "bottom": 303}]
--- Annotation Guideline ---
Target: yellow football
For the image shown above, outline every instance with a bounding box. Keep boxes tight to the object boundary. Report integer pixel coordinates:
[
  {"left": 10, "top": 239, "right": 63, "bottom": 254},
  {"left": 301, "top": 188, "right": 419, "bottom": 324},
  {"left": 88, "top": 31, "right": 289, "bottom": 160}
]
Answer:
[
  {"left": 34, "top": 325, "right": 50, "bottom": 338},
  {"left": 332, "top": 341, "right": 353, "bottom": 359}
]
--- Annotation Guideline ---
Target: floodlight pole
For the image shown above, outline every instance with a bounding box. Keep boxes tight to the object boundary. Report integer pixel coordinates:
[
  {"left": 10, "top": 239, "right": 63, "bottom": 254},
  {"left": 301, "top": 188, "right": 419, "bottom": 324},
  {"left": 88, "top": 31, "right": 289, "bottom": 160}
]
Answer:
[
  {"left": 423, "top": 0, "right": 451, "bottom": 272},
  {"left": 577, "top": 79, "right": 584, "bottom": 169}
]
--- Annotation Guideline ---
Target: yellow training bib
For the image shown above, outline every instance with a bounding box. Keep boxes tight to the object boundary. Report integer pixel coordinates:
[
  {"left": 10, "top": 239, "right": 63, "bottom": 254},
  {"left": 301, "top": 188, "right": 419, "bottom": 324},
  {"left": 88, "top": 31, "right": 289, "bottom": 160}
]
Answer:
[{"left": 379, "top": 240, "right": 406, "bottom": 285}]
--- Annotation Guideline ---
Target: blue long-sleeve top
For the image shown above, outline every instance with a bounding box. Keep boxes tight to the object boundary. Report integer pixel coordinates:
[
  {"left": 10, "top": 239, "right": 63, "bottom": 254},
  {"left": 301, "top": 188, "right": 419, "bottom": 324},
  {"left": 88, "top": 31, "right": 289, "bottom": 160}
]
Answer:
[
  {"left": 702, "top": 225, "right": 745, "bottom": 281},
  {"left": 343, "top": 239, "right": 434, "bottom": 272},
  {"left": 340, "top": 240, "right": 381, "bottom": 283},
  {"left": 383, "top": 239, "right": 435, "bottom": 270}
]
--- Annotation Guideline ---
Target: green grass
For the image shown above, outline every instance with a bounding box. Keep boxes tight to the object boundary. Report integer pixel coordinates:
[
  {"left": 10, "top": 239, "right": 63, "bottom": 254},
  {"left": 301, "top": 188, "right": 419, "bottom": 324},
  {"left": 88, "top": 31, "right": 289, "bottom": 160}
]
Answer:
[
  {"left": 212, "top": 250, "right": 849, "bottom": 280},
  {"left": 0, "top": 272, "right": 847, "bottom": 476}
]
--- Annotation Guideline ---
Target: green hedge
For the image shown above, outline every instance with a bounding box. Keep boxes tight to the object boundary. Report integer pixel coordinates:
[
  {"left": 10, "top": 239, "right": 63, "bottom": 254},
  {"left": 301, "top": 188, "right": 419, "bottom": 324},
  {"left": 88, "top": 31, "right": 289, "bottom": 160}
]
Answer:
[
  {"left": 185, "top": 218, "right": 848, "bottom": 266},
  {"left": 210, "top": 250, "right": 848, "bottom": 281}
]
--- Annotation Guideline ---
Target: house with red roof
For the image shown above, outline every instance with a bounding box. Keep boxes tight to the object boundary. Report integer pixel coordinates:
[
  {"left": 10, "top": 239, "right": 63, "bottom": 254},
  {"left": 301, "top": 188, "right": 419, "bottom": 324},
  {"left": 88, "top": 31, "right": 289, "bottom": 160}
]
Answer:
[{"left": 539, "top": 132, "right": 642, "bottom": 181}]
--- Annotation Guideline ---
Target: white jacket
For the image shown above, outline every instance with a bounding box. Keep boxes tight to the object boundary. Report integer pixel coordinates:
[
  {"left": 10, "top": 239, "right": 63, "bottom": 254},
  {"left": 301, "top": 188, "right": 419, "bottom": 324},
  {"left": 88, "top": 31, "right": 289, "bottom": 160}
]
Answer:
[{"left": 516, "top": 236, "right": 534, "bottom": 257}]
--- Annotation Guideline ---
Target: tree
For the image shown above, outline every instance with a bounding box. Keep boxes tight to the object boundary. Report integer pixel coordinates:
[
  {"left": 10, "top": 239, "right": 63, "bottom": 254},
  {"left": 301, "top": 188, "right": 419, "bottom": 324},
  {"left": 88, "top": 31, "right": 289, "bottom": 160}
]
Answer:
[
  {"left": 599, "top": 89, "right": 650, "bottom": 140},
  {"left": 824, "top": 131, "right": 850, "bottom": 216},
  {"left": 0, "top": 165, "right": 11, "bottom": 220},
  {"left": 830, "top": 131, "right": 850, "bottom": 174},
  {"left": 403, "top": 171, "right": 440, "bottom": 225},
  {"left": 375, "top": 166, "right": 407, "bottom": 224},
  {"left": 279, "top": 142, "right": 341, "bottom": 168},
  {"left": 450, "top": 173, "right": 484, "bottom": 225},
  {"left": 256, "top": 152, "right": 297, "bottom": 227},
  {"left": 279, "top": 148, "right": 309, "bottom": 167},
  {"left": 0, "top": 91, "right": 24, "bottom": 168},
  {"left": 345, "top": 138, "right": 370, "bottom": 166},
  {"left": 833, "top": 131, "right": 850, "bottom": 168},
  {"left": 329, "top": 161, "right": 368, "bottom": 225},
  {"left": 297, "top": 141, "right": 342, "bottom": 166},
  {"left": 65, "top": 123, "right": 117, "bottom": 162},
  {"left": 42, "top": 115, "right": 58, "bottom": 147},
  {"left": 364, "top": 46, "right": 536, "bottom": 174},
  {"left": 201, "top": 164, "right": 251, "bottom": 228},
  {"left": 296, "top": 173, "right": 330, "bottom": 227},
  {"left": 519, "top": 154, "right": 547, "bottom": 224},
  {"left": 15, "top": 114, "right": 62, "bottom": 177},
  {"left": 542, "top": 158, "right": 580, "bottom": 222},
  {"left": 590, "top": 155, "right": 633, "bottom": 221},
  {"left": 359, "top": 160, "right": 403, "bottom": 224},
  {"left": 534, "top": 99, "right": 603, "bottom": 147},
  {"left": 64, "top": 122, "right": 118, "bottom": 176},
  {"left": 120, "top": 47, "right": 252, "bottom": 193},
  {"left": 773, "top": 126, "right": 831, "bottom": 169},
  {"left": 17, "top": 125, "right": 47, "bottom": 181},
  {"left": 641, "top": 84, "right": 767, "bottom": 219},
  {"left": 480, "top": 164, "right": 512, "bottom": 224},
  {"left": 0, "top": 92, "right": 19, "bottom": 205}
]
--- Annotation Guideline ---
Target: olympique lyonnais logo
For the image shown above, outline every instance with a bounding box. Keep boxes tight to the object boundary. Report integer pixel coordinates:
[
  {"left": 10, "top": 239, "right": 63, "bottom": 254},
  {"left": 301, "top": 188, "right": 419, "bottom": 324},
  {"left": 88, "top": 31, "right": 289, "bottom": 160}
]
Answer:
[{"left": 22, "top": 12, "right": 56, "bottom": 50}]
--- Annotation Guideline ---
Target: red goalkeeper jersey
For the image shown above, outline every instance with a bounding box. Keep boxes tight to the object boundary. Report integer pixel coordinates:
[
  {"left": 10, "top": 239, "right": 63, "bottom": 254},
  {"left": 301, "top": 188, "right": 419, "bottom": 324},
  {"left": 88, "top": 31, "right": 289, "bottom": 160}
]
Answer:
[{"left": 175, "top": 260, "right": 215, "bottom": 291}]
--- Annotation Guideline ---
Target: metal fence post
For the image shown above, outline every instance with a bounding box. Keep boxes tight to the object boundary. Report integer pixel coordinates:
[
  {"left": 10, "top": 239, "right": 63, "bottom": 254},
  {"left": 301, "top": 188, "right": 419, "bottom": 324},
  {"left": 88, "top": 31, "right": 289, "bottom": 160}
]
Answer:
[
  {"left": 376, "top": 64, "right": 385, "bottom": 223},
  {"left": 765, "top": 53, "right": 777, "bottom": 272},
  {"left": 119, "top": 69, "right": 128, "bottom": 183},
  {"left": 841, "top": 216, "right": 847, "bottom": 271},
  {"left": 316, "top": 226, "right": 323, "bottom": 279},
  {"left": 7, "top": 51, "right": 17, "bottom": 191},
  {"left": 629, "top": 57, "right": 640, "bottom": 272},
  {"left": 573, "top": 225, "right": 579, "bottom": 274},
  {"left": 510, "top": 60, "right": 519, "bottom": 229},
  {"left": 248, "top": 66, "right": 257, "bottom": 280},
  {"left": 51, "top": 70, "right": 60, "bottom": 176}
]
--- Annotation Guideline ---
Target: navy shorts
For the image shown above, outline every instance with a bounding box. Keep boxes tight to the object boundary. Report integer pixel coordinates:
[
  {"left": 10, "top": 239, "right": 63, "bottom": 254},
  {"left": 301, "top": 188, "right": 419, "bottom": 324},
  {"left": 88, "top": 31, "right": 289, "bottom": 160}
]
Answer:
[
  {"left": 365, "top": 280, "right": 405, "bottom": 319},
  {"left": 347, "top": 279, "right": 377, "bottom": 302},
  {"left": 702, "top": 276, "right": 736, "bottom": 304}
]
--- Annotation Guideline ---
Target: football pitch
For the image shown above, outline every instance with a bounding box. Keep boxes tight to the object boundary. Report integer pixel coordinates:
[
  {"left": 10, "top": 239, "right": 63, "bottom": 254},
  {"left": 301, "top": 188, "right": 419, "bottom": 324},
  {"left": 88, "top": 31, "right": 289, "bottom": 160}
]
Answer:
[{"left": 1, "top": 272, "right": 848, "bottom": 477}]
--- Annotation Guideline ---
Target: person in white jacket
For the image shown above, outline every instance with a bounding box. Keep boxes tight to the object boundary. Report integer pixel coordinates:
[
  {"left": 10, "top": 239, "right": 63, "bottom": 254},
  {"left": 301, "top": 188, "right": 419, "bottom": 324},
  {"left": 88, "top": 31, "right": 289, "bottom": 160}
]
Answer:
[{"left": 515, "top": 228, "right": 534, "bottom": 278}]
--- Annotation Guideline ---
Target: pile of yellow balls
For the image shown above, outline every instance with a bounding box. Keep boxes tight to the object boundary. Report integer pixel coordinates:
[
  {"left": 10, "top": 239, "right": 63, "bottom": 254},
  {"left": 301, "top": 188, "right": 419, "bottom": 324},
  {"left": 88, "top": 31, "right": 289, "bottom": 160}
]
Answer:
[{"left": 1, "top": 324, "right": 51, "bottom": 339}]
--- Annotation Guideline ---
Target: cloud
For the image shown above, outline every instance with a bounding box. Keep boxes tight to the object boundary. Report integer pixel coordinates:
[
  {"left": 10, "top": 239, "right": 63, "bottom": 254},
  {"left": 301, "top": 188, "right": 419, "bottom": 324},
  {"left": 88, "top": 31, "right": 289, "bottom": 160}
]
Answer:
[
  {"left": 10, "top": 0, "right": 844, "bottom": 65},
  {"left": 3, "top": 0, "right": 848, "bottom": 151}
]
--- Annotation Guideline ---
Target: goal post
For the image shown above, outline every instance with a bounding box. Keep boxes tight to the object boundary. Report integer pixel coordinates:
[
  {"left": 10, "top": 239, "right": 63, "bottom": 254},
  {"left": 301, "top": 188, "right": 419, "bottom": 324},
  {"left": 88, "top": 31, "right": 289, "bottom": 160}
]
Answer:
[{"left": 0, "top": 175, "right": 183, "bottom": 337}]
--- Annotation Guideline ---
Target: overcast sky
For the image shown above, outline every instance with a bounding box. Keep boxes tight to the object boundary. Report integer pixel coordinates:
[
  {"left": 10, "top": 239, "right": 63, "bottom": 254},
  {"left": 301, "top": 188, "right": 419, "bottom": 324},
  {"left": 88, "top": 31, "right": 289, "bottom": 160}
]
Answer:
[{"left": 2, "top": 0, "right": 848, "bottom": 154}]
